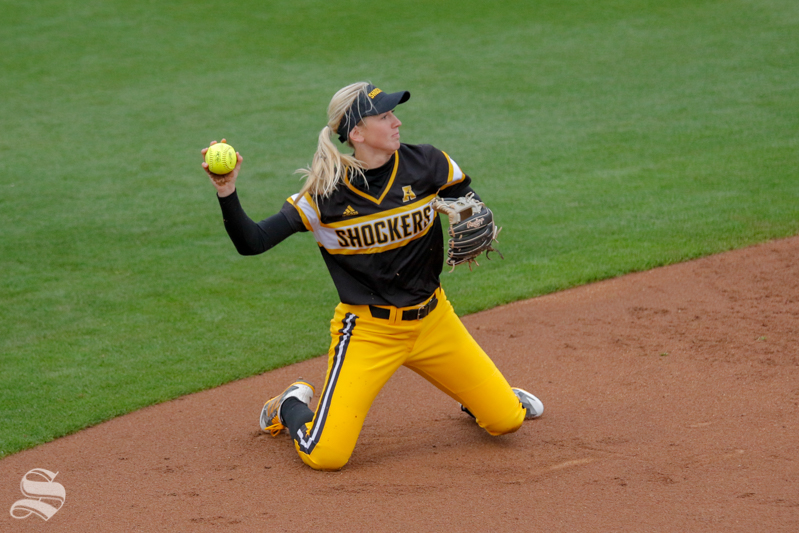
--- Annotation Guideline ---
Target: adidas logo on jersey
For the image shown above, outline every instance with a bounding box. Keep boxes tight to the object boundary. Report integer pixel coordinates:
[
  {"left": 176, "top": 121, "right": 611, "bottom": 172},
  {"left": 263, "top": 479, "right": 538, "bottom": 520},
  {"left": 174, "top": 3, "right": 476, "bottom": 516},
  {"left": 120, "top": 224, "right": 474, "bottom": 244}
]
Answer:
[{"left": 343, "top": 205, "right": 359, "bottom": 217}]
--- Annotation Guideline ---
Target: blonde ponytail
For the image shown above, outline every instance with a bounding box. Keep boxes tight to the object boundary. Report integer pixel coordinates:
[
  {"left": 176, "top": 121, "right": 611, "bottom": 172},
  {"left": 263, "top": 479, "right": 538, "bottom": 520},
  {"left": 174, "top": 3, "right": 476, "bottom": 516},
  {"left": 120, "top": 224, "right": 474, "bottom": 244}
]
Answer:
[{"left": 295, "top": 82, "right": 372, "bottom": 199}]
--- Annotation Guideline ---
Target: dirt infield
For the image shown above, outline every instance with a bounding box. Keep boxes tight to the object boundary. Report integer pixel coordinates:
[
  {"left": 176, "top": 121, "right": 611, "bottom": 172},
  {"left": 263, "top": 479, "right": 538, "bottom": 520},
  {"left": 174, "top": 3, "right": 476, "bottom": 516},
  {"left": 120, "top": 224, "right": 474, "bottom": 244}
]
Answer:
[{"left": 3, "top": 237, "right": 798, "bottom": 532}]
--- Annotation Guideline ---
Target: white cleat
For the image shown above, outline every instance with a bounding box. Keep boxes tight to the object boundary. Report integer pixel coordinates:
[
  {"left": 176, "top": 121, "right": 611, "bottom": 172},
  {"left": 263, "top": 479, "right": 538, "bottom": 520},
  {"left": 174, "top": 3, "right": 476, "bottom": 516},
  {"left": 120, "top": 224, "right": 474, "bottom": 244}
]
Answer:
[{"left": 512, "top": 387, "right": 544, "bottom": 419}]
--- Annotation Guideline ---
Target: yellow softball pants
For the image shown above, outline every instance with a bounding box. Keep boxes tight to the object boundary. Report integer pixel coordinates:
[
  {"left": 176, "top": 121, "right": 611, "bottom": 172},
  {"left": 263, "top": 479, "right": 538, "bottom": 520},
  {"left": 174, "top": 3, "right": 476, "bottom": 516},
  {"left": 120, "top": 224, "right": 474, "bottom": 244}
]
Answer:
[{"left": 293, "top": 287, "right": 525, "bottom": 471}]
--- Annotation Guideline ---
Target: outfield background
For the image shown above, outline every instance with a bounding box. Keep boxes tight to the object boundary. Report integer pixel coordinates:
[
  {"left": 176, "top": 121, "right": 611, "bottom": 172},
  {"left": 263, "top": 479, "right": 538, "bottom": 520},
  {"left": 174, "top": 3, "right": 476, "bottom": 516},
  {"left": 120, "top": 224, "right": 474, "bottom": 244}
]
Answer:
[{"left": 1, "top": 0, "right": 797, "bottom": 458}]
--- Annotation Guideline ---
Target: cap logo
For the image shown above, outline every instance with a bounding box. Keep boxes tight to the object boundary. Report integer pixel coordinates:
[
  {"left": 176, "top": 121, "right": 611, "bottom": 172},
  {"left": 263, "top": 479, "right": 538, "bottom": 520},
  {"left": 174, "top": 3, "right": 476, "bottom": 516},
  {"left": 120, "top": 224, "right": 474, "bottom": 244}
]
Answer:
[{"left": 368, "top": 87, "right": 383, "bottom": 99}]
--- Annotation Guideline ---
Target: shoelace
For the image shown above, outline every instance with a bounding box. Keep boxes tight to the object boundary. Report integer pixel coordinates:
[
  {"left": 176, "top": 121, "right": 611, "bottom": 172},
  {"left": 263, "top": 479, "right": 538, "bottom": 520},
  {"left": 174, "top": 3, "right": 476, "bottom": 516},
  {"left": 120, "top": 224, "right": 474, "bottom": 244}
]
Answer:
[{"left": 265, "top": 419, "right": 284, "bottom": 437}]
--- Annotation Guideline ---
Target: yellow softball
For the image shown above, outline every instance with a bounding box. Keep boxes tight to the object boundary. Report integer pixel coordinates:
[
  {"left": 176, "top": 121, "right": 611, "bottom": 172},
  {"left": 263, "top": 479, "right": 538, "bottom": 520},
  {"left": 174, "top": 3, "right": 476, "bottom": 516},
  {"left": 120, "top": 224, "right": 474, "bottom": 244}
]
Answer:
[{"left": 205, "top": 142, "right": 237, "bottom": 175}]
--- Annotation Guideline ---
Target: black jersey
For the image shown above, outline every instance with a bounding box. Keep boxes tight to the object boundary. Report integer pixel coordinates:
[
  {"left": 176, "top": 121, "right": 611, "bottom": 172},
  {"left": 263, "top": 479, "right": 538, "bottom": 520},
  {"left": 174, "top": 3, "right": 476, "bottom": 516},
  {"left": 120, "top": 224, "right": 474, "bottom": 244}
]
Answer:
[{"left": 281, "top": 143, "right": 473, "bottom": 307}]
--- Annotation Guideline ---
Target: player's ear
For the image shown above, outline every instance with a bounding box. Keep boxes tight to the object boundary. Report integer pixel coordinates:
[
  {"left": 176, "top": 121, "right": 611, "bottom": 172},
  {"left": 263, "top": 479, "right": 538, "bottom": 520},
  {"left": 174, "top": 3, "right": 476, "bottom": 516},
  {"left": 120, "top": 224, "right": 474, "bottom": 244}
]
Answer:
[{"left": 349, "top": 123, "right": 365, "bottom": 144}]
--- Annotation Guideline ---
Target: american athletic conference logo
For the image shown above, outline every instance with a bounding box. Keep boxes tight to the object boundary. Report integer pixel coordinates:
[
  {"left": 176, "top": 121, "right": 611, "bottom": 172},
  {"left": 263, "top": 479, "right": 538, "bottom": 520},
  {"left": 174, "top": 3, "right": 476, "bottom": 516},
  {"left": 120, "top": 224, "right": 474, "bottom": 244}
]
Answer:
[{"left": 9, "top": 468, "right": 66, "bottom": 521}]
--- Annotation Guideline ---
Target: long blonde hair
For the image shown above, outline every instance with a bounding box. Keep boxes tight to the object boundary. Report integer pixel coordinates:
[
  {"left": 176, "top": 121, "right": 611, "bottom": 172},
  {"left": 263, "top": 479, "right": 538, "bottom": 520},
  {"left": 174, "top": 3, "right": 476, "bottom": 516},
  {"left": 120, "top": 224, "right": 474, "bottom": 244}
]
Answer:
[{"left": 295, "top": 82, "right": 374, "bottom": 198}]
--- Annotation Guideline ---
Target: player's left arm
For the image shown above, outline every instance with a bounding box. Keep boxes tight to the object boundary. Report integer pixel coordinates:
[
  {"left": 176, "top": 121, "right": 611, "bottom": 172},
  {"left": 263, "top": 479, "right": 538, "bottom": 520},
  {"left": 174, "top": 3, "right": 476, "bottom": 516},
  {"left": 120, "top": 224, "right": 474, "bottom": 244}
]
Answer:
[
  {"left": 440, "top": 178, "right": 481, "bottom": 201},
  {"left": 424, "top": 145, "right": 482, "bottom": 201},
  {"left": 426, "top": 146, "right": 502, "bottom": 268}
]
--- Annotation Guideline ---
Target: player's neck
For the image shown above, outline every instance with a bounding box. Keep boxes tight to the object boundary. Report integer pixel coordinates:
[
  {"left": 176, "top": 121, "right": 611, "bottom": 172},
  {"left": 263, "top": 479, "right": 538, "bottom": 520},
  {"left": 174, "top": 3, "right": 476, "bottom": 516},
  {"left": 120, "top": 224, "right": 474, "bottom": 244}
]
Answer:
[{"left": 354, "top": 145, "right": 395, "bottom": 170}]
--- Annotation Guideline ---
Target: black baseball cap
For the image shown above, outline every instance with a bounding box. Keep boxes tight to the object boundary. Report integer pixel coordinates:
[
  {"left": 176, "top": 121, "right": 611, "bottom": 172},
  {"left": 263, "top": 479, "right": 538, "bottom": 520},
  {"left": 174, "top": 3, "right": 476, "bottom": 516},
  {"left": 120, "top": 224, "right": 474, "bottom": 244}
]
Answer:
[{"left": 337, "top": 84, "right": 411, "bottom": 143}]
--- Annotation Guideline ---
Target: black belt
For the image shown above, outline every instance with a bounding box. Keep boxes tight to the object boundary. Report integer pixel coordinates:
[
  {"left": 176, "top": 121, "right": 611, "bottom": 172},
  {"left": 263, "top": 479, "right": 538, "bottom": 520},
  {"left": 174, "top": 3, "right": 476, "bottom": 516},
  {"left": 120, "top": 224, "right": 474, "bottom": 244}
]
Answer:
[{"left": 369, "top": 295, "right": 438, "bottom": 321}]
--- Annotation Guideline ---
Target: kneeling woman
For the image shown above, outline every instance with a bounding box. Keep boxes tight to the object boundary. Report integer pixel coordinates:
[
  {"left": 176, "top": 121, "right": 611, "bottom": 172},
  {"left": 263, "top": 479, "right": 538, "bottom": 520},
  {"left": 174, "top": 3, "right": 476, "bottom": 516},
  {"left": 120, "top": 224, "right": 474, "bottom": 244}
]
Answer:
[{"left": 202, "top": 82, "right": 543, "bottom": 471}]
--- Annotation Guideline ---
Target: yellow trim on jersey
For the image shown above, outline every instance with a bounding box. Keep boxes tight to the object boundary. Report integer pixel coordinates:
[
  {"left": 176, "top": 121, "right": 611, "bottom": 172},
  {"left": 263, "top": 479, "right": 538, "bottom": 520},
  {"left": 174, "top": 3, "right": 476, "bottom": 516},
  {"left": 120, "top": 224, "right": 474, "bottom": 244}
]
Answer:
[
  {"left": 442, "top": 150, "right": 453, "bottom": 183},
  {"left": 287, "top": 194, "right": 314, "bottom": 232},
  {"left": 438, "top": 151, "right": 466, "bottom": 190},
  {"left": 343, "top": 151, "right": 399, "bottom": 205},
  {"left": 322, "top": 217, "right": 437, "bottom": 255},
  {"left": 290, "top": 192, "right": 438, "bottom": 256},
  {"left": 324, "top": 194, "right": 435, "bottom": 229}
]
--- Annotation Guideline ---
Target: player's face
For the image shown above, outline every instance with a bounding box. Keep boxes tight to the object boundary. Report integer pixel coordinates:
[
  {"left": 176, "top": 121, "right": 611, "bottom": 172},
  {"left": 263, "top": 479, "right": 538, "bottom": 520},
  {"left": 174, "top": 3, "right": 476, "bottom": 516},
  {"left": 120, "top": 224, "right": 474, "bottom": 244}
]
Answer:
[{"left": 358, "top": 110, "right": 402, "bottom": 153}]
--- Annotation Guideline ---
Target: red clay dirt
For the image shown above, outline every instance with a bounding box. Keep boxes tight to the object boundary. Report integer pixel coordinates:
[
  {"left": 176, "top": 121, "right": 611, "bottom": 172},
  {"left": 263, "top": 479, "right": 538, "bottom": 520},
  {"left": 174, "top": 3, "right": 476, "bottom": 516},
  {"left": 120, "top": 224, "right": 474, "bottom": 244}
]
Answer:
[{"left": 2, "top": 237, "right": 798, "bottom": 532}]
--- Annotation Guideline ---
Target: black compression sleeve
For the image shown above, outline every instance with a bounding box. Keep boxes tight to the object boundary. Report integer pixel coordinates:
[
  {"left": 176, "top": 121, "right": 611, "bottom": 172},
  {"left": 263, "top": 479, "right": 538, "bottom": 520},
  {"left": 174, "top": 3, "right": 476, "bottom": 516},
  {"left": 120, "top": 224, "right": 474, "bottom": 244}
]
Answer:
[
  {"left": 282, "top": 397, "right": 315, "bottom": 439},
  {"left": 443, "top": 179, "right": 482, "bottom": 201},
  {"left": 217, "top": 191, "right": 296, "bottom": 255}
]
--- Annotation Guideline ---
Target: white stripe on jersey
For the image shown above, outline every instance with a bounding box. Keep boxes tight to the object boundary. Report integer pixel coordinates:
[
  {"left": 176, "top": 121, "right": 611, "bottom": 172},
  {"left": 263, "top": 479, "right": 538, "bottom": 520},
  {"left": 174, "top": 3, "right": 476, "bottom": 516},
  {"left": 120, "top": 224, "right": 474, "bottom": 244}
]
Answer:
[
  {"left": 451, "top": 158, "right": 464, "bottom": 184},
  {"left": 441, "top": 151, "right": 465, "bottom": 190},
  {"left": 290, "top": 193, "right": 438, "bottom": 255}
]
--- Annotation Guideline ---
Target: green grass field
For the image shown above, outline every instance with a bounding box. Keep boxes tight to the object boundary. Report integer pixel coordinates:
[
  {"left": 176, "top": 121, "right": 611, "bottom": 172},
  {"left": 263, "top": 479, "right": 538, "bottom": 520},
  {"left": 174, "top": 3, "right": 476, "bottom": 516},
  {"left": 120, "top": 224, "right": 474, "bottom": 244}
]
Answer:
[{"left": 1, "top": 0, "right": 797, "bottom": 458}]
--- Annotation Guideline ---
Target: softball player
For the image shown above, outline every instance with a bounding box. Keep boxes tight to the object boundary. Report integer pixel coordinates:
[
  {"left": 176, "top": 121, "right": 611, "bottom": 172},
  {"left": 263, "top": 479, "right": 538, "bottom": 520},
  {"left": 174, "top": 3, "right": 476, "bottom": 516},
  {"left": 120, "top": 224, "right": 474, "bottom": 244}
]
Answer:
[{"left": 202, "top": 82, "right": 543, "bottom": 471}]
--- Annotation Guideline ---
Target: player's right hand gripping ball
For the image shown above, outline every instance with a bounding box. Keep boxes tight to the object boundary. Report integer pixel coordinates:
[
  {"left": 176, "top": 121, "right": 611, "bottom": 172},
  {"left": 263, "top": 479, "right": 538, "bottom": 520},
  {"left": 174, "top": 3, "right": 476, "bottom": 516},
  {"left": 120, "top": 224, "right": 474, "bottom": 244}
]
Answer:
[
  {"left": 431, "top": 193, "right": 504, "bottom": 270},
  {"left": 205, "top": 142, "right": 237, "bottom": 175}
]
